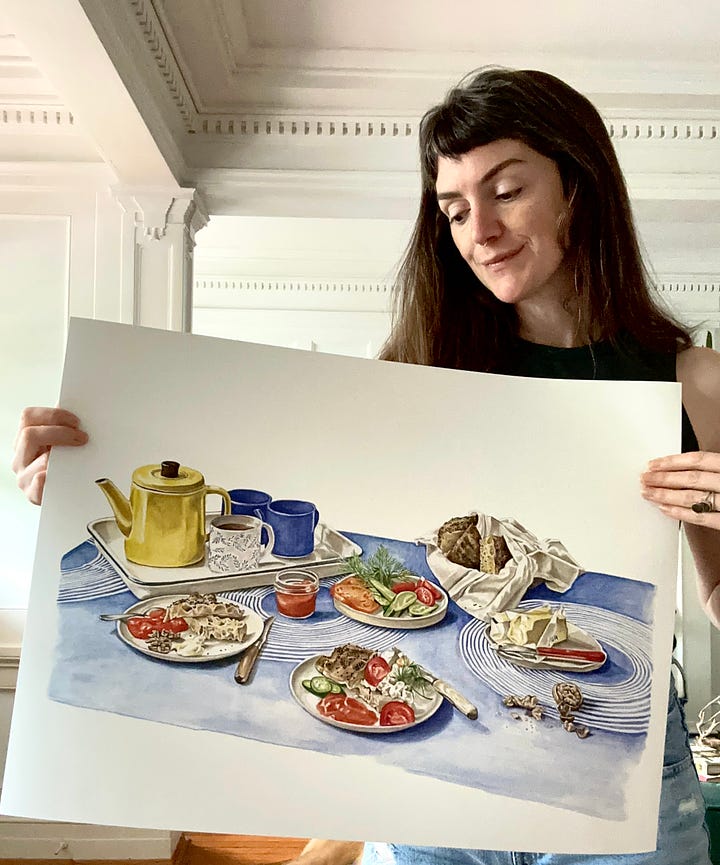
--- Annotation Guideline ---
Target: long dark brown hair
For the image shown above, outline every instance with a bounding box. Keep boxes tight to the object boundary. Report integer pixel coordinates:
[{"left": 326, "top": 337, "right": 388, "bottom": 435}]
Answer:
[{"left": 380, "top": 67, "right": 692, "bottom": 371}]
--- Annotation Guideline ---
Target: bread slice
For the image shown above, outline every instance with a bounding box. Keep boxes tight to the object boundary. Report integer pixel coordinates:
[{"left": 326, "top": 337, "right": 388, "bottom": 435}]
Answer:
[{"left": 479, "top": 535, "right": 512, "bottom": 574}]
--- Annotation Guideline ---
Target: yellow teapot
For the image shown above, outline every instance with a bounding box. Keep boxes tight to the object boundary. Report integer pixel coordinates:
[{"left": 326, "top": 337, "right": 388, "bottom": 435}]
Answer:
[{"left": 96, "top": 460, "right": 232, "bottom": 567}]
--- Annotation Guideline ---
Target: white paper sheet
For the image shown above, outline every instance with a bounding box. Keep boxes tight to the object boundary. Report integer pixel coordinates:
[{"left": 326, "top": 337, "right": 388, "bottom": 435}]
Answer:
[{"left": 1, "top": 318, "right": 682, "bottom": 854}]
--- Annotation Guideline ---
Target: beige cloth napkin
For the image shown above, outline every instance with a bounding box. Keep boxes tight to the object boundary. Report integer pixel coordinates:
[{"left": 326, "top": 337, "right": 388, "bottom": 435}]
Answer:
[{"left": 419, "top": 513, "right": 583, "bottom": 621}]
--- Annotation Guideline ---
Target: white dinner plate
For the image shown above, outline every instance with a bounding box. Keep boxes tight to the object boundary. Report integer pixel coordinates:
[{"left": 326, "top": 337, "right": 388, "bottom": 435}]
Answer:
[
  {"left": 290, "top": 655, "right": 443, "bottom": 733},
  {"left": 114, "top": 594, "right": 264, "bottom": 664},
  {"left": 332, "top": 578, "right": 448, "bottom": 630}
]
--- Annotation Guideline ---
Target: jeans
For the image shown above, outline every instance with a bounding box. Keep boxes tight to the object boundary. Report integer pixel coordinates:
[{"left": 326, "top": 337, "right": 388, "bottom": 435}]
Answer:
[{"left": 362, "top": 685, "right": 711, "bottom": 865}]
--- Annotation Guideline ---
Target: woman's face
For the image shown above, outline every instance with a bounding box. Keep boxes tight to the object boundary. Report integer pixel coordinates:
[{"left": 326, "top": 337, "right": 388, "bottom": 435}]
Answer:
[{"left": 435, "top": 139, "right": 573, "bottom": 309}]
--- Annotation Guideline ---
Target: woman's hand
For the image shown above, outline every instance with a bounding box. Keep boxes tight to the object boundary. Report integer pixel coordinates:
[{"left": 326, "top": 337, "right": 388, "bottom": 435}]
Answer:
[
  {"left": 641, "top": 451, "right": 720, "bottom": 529},
  {"left": 11, "top": 407, "right": 89, "bottom": 505}
]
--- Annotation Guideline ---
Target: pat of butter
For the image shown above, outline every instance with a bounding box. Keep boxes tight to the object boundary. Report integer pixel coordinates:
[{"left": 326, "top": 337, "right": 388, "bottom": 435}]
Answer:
[{"left": 490, "top": 605, "right": 569, "bottom": 647}]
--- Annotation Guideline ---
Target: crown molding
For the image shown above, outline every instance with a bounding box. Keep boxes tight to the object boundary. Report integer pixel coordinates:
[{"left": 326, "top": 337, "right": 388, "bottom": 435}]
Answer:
[
  {"left": 188, "top": 111, "right": 719, "bottom": 144},
  {"left": 0, "top": 104, "right": 76, "bottom": 132},
  {"left": 125, "top": 0, "right": 197, "bottom": 130},
  {"left": 194, "top": 276, "right": 392, "bottom": 312}
]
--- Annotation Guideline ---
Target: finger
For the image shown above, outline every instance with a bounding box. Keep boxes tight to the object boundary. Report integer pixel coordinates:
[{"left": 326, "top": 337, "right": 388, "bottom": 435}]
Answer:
[
  {"left": 648, "top": 451, "right": 720, "bottom": 472},
  {"left": 16, "top": 452, "right": 49, "bottom": 504},
  {"left": 16, "top": 407, "right": 81, "bottom": 439},
  {"left": 11, "top": 424, "right": 88, "bottom": 474},
  {"left": 25, "top": 469, "right": 47, "bottom": 506},
  {"left": 655, "top": 502, "right": 720, "bottom": 529},
  {"left": 642, "top": 484, "right": 719, "bottom": 512},
  {"left": 641, "top": 468, "right": 720, "bottom": 493}
]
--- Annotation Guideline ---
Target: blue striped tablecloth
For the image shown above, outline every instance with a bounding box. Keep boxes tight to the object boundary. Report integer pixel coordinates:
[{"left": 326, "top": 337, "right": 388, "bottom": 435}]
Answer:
[{"left": 51, "top": 531, "right": 655, "bottom": 819}]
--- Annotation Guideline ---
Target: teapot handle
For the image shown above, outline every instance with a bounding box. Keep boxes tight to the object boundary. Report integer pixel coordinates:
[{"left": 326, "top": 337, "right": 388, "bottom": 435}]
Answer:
[{"left": 206, "top": 486, "right": 232, "bottom": 516}]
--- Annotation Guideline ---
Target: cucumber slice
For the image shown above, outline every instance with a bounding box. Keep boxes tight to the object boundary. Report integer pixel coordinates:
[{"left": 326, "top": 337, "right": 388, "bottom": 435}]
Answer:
[
  {"left": 408, "top": 601, "right": 436, "bottom": 616},
  {"left": 309, "top": 676, "right": 334, "bottom": 696},
  {"left": 329, "top": 682, "right": 344, "bottom": 694},
  {"left": 368, "top": 577, "right": 396, "bottom": 602},
  {"left": 384, "top": 590, "right": 417, "bottom": 617},
  {"left": 302, "top": 679, "right": 314, "bottom": 692}
]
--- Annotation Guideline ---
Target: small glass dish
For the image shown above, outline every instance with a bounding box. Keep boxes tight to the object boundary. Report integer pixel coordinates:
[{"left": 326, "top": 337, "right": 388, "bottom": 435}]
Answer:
[{"left": 274, "top": 569, "right": 320, "bottom": 619}]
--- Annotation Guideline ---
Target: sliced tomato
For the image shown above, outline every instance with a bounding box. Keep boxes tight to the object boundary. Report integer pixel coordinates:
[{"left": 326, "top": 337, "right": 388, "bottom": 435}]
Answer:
[
  {"left": 391, "top": 580, "right": 418, "bottom": 594},
  {"left": 417, "top": 579, "right": 443, "bottom": 601},
  {"left": 317, "top": 694, "right": 378, "bottom": 726},
  {"left": 146, "top": 608, "right": 167, "bottom": 622},
  {"left": 332, "top": 577, "right": 381, "bottom": 614},
  {"left": 162, "top": 617, "right": 188, "bottom": 633},
  {"left": 364, "top": 655, "right": 391, "bottom": 687},
  {"left": 414, "top": 586, "right": 435, "bottom": 607},
  {"left": 126, "top": 616, "right": 157, "bottom": 640},
  {"left": 379, "top": 701, "right": 416, "bottom": 727}
]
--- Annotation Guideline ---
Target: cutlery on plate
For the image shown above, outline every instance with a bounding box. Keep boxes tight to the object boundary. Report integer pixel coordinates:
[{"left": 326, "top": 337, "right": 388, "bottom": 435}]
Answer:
[
  {"left": 418, "top": 665, "right": 478, "bottom": 720},
  {"left": 498, "top": 644, "right": 606, "bottom": 664},
  {"left": 100, "top": 612, "right": 138, "bottom": 622},
  {"left": 234, "top": 616, "right": 275, "bottom": 685},
  {"left": 536, "top": 646, "right": 606, "bottom": 663}
]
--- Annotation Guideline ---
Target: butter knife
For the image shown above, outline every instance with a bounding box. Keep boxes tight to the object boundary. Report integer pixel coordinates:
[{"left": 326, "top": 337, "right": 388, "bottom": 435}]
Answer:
[
  {"left": 418, "top": 665, "right": 478, "bottom": 719},
  {"left": 234, "top": 616, "right": 275, "bottom": 685}
]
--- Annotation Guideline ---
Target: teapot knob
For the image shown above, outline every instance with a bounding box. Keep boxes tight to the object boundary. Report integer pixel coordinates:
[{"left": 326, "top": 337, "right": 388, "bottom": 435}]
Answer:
[{"left": 160, "top": 460, "right": 180, "bottom": 478}]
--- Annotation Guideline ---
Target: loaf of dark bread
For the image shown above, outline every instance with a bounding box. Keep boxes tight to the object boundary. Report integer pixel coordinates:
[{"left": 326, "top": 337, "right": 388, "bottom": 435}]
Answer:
[{"left": 437, "top": 514, "right": 481, "bottom": 569}]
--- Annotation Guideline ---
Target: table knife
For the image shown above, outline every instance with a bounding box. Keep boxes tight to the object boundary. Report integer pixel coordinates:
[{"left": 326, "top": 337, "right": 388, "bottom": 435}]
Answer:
[
  {"left": 536, "top": 646, "right": 606, "bottom": 663},
  {"left": 419, "top": 666, "right": 478, "bottom": 720},
  {"left": 234, "top": 616, "right": 275, "bottom": 684}
]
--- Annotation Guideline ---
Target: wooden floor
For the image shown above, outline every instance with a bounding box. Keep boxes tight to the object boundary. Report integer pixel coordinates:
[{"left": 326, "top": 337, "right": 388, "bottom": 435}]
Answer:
[
  {"left": 0, "top": 833, "right": 309, "bottom": 865},
  {"left": 175, "top": 834, "right": 309, "bottom": 865}
]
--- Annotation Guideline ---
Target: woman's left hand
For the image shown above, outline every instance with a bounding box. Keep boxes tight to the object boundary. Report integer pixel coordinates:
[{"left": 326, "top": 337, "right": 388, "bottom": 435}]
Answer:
[{"left": 641, "top": 451, "right": 720, "bottom": 529}]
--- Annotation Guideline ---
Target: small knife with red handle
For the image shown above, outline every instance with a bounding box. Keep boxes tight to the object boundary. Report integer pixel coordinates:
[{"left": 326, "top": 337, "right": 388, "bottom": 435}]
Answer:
[{"left": 536, "top": 646, "right": 606, "bottom": 663}]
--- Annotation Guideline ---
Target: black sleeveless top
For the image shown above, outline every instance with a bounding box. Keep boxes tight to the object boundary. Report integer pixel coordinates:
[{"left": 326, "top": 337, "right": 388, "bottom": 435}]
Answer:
[{"left": 505, "top": 338, "right": 699, "bottom": 454}]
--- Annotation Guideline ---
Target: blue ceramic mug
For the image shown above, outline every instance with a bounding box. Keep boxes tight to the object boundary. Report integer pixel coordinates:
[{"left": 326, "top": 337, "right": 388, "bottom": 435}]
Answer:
[
  {"left": 229, "top": 489, "right": 272, "bottom": 546},
  {"left": 267, "top": 499, "right": 320, "bottom": 558},
  {"left": 229, "top": 489, "right": 272, "bottom": 520}
]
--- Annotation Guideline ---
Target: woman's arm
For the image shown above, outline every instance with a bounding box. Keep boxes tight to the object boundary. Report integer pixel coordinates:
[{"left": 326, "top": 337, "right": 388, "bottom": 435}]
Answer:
[
  {"left": 282, "top": 839, "right": 364, "bottom": 865},
  {"left": 641, "top": 346, "right": 720, "bottom": 627}
]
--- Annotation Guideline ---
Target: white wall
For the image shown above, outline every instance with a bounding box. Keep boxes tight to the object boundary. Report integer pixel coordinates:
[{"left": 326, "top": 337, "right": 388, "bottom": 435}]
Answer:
[
  {"left": 1, "top": 216, "right": 68, "bottom": 609},
  {"left": 0, "top": 178, "right": 180, "bottom": 859}
]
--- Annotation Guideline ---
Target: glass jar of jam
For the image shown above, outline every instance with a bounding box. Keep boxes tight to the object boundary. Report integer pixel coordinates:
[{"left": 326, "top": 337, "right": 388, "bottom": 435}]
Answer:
[{"left": 274, "top": 569, "right": 319, "bottom": 619}]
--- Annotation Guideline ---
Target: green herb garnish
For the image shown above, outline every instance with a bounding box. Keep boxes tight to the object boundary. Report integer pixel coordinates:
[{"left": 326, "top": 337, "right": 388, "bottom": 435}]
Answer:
[
  {"left": 394, "top": 661, "right": 434, "bottom": 699},
  {"left": 342, "top": 545, "right": 412, "bottom": 588}
]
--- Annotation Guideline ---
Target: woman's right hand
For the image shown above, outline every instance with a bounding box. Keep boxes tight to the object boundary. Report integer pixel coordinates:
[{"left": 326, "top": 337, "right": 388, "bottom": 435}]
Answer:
[{"left": 12, "top": 407, "right": 89, "bottom": 505}]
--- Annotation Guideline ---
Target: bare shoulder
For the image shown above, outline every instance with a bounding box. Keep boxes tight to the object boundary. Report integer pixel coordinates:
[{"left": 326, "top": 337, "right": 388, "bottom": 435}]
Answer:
[
  {"left": 677, "top": 345, "right": 720, "bottom": 393},
  {"left": 677, "top": 346, "right": 720, "bottom": 450}
]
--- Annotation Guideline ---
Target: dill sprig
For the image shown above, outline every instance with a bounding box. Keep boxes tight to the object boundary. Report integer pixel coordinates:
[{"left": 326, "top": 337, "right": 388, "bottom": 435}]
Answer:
[
  {"left": 342, "top": 545, "right": 412, "bottom": 588},
  {"left": 395, "top": 661, "right": 434, "bottom": 699}
]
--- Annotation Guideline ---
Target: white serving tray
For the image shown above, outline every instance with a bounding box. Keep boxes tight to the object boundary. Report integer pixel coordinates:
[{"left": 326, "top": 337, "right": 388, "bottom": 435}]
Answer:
[{"left": 88, "top": 517, "right": 361, "bottom": 600}]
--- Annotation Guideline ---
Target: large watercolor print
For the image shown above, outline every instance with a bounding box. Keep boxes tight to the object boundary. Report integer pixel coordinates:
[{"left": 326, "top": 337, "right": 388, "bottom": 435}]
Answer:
[{"left": 1, "top": 319, "right": 681, "bottom": 854}]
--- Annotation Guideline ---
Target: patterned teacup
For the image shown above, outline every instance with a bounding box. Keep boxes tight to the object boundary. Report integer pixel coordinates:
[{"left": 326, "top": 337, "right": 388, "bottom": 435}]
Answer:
[{"left": 207, "top": 514, "right": 275, "bottom": 573}]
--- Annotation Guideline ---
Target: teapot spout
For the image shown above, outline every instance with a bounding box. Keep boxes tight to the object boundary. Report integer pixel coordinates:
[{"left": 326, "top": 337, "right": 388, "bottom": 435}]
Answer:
[{"left": 95, "top": 478, "right": 132, "bottom": 537}]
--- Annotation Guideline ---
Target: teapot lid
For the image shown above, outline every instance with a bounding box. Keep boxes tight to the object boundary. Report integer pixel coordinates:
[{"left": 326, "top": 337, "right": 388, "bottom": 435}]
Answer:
[{"left": 132, "top": 461, "right": 205, "bottom": 493}]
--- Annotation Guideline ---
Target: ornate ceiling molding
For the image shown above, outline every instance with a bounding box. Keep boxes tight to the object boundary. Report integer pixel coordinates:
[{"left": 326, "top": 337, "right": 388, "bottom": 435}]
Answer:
[
  {"left": 127, "top": 0, "right": 196, "bottom": 129},
  {"left": 0, "top": 106, "right": 75, "bottom": 131},
  {"left": 189, "top": 113, "right": 718, "bottom": 144},
  {"left": 193, "top": 274, "right": 719, "bottom": 310}
]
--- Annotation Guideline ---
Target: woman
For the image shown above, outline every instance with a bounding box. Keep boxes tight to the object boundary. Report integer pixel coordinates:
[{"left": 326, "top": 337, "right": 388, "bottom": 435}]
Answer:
[{"left": 12, "top": 68, "right": 720, "bottom": 864}]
